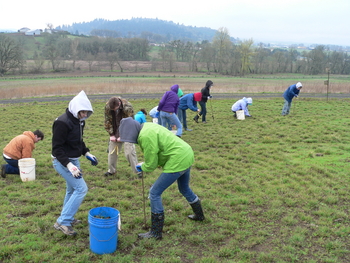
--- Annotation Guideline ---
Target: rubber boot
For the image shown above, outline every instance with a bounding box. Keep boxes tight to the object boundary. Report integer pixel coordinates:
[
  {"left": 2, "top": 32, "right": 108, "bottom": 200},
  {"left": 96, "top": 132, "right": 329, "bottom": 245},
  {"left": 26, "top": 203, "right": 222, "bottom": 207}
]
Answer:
[
  {"left": 138, "top": 212, "right": 164, "bottom": 240},
  {"left": 188, "top": 200, "right": 205, "bottom": 221},
  {"left": 193, "top": 114, "right": 200, "bottom": 123}
]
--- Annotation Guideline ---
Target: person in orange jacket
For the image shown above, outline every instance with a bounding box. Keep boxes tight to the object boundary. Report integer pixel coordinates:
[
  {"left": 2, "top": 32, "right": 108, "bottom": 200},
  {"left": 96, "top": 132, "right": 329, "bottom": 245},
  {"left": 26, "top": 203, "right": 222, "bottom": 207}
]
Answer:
[{"left": 2, "top": 130, "right": 44, "bottom": 178}]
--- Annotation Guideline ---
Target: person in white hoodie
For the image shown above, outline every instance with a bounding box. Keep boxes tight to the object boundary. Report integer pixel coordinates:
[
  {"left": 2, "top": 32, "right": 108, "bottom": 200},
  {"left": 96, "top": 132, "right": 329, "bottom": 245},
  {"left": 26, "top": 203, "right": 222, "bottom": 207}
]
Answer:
[
  {"left": 231, "top": 97, "right": 253, "bottom": 118},
  {"left": 52, "top": 90, "right": 98, "bottom": 236}
]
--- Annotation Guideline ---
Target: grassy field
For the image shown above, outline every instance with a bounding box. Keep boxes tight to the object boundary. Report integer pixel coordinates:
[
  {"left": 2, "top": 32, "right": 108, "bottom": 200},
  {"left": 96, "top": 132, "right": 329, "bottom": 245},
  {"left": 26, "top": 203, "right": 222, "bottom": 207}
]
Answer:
[
  {"left": 0, "top": 95, "right": 350, "bottom": 262},
  {"left": 1, "top": 73, "right": 350, "bottom": 100}
]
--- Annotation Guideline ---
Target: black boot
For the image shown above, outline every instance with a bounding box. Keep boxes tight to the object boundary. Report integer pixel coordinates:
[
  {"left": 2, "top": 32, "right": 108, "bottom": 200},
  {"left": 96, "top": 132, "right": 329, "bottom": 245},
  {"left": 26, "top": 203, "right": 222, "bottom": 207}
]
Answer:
[
  {"left": 138, "top": 212, "right": 164, "bottom": 240},
  {"left": 188, "top": 200, "right": 205, "bottom": 221},
  {"left": 193, "top": 115, "right": 200, "bottom": 123}
]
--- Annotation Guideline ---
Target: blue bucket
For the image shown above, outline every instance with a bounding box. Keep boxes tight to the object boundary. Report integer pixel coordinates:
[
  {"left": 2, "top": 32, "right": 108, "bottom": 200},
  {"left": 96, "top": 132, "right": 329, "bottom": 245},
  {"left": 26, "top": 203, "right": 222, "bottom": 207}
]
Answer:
[{"left": 88, "top": 207, "right": 119, "bottom": 255}]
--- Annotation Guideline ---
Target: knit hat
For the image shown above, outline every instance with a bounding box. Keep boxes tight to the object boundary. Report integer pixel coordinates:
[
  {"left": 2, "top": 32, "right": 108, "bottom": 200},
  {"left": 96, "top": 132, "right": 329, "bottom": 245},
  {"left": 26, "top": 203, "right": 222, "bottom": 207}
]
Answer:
[
  {"left": 119, "top": 117, "right": 142, "bottom": 144},
  {"left": 193, "top": 92, "right": 202, "bottom": 102},
  {"left": 247, "top": 98, "right": 253, "bottom": 105},
  {"left": 296, "top": 82, "right": 302, "bottom": 88}
]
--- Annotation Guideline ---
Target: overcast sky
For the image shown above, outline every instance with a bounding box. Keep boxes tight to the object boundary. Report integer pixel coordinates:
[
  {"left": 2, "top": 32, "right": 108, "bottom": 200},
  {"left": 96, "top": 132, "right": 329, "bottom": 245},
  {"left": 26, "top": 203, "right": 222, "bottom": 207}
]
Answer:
[{"left": 2, "top": 0, "right": 349, "bottom": 46}]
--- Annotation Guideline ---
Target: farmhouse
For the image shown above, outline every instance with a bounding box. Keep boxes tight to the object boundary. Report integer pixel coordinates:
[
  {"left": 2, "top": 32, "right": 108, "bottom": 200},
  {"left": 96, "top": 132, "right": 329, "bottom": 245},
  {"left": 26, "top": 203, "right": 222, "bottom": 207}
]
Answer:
[
  {"left": 25, "top": 29, "right": 42, "bottom": 36},
  {"left": 18, "top": 27, "right": 30, "bottom": 33}
]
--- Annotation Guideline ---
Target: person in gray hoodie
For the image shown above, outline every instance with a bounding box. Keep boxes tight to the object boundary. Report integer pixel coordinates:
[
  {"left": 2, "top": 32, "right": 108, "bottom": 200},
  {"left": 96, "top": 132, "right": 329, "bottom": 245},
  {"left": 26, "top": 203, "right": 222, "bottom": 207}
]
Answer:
[{"left": 52, "top": 90, "right": 98, "bottom": 236}]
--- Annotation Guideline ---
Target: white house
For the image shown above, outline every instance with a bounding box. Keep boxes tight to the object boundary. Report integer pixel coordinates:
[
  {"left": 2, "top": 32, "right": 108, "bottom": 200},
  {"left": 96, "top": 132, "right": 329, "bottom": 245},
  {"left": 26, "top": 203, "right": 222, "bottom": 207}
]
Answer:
[
  {"left": 25, "top": 29, "right": 42, "bottom": 36},
  {"left": 18, "top": 27, "right": 30, "bottom": 33}
]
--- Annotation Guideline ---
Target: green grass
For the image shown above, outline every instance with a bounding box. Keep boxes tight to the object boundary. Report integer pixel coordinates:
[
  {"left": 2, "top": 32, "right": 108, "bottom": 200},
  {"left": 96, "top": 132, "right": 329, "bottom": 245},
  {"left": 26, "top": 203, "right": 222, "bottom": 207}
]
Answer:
[{"left": 0, "top": 97, "right": 350, "bottom": 262}]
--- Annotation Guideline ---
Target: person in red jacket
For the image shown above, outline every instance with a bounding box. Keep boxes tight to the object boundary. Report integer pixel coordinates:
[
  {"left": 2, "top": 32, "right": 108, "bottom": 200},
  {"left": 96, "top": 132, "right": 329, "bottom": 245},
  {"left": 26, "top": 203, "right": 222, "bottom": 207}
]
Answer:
[{"left": 2, "top": 130, "right": 44, "bottom": 178}]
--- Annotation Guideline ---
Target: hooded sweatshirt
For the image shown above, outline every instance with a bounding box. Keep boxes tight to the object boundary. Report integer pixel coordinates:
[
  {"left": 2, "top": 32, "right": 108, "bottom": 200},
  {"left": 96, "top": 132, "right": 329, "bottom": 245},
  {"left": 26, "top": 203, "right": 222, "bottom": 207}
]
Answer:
[
  {"left": 283, "top": 84, "right": 300, "bottom": 103},
  {"left": 157, "top": 84, "right": 180, "bottom": 113},
  {"left": 119, "top": 117, "right": 194, "bottom": 173},
  {"left": 134, "top": 111, "right": 147, "bottom": 124},
  {"left": 231, "top": 97, "right": 251, "bottom": 116},
  {"left": 149, "top": 106, "right": 159, "bottom": 118},
  {"left": 178, "top": 93, "right": 199, "bottom": 111},
  {"left": 3, "top": 131, "right": 36, "bottom": 160},
  {"left": 52, "top": 90, "right": 93, "bottom": 167},
  {"left": 201, "top": 80, "right": 213, "bottom": 103}
]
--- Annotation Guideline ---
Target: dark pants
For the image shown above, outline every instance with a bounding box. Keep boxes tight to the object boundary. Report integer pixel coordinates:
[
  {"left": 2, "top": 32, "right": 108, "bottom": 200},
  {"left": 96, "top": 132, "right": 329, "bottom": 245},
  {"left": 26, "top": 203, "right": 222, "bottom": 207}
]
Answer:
[
  {"left": 199, "top": 101, "right": 207, "bottom": 122},
  {"left": 3, "top": 156, "right": 19, "bottom": 174}
]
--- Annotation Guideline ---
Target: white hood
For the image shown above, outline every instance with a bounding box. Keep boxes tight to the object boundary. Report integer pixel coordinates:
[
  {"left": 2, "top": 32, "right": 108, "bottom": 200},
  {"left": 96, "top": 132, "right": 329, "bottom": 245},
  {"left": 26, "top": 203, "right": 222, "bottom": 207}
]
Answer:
[{"left": 68, "top": 90, "right": 93, "bottom": 120}]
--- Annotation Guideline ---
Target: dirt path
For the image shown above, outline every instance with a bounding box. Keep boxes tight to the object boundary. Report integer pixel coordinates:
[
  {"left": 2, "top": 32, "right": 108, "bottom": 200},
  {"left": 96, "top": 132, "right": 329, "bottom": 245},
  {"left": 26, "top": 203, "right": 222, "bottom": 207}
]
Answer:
[{"left": 0, "top": 93, "right": 348, "bottom": 104}]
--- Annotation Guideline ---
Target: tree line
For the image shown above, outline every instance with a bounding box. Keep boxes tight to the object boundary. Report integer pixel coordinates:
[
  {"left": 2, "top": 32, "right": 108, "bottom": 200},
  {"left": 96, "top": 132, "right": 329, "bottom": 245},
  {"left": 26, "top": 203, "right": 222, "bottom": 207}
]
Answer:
[
  {"left": 1, "top": 28, "right": 349, "bottom": 75},
  {"left": 57, "top": 18, "right": 219, "bottom": 43}
]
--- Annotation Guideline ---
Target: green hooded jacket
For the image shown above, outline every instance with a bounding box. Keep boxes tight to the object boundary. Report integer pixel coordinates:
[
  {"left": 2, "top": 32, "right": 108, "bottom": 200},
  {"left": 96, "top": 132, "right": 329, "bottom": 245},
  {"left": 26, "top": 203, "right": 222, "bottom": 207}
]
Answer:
[{"left": 139, "top": 123, "right": 194, "bottom": 173}]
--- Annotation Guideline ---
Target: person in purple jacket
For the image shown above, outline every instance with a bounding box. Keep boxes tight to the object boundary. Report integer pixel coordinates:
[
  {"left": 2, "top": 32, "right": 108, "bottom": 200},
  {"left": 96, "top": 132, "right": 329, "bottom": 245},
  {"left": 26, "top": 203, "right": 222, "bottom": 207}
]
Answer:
[
  {"left": 282, "top": 82, "right": 302, "bottom": 116},
  {"left": 158, "top": 84, "right": 183, "bottom": 137}
]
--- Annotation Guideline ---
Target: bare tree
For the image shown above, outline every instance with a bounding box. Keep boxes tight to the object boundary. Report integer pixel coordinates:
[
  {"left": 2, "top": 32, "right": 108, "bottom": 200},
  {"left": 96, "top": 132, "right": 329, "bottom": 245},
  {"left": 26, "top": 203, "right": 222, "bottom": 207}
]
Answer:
[
  {"left": 307, "top": 45, "right": 326, "bottom": 75},
  {"left": 105, "top": 52, "right": 123, "bottom": 72},
  {"left": 237, "top": 39, "right": 254, "bottom": 76},
  {"left": 71, "top": 38, "right": 79, "bottom": 70},
  {"left": 253, "top": 43, "right": 271, "bottom": 74},
  {"left": 0, "top": 35, "right": 24, "bottom": 75},
  {"left": 212, "top": 27, "right": 233, "bottom": 74},
  {"left": 199, "top": 41, "right": 215, "bottom": 73}
]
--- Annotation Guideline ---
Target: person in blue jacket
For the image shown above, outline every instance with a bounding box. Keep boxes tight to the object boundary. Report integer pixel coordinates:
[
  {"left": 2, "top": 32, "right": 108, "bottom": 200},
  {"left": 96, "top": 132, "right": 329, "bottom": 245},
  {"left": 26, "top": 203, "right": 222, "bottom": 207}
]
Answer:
[
  {"left": 178, "top": 92, "right": 202, "bottom": 131},
  {"left": 282, "top": 82, "right": 302, "bottom": 116},
  {"left": 231, "top": 97, "right": 253, "bottom": 118},
  {"left": 134, "top": 109, "right": 147, "bottom": 124}
]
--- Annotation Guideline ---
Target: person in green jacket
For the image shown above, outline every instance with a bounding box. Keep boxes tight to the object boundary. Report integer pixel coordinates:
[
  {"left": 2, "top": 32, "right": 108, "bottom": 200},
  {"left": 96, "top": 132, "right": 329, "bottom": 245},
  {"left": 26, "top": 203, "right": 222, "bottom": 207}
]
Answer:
[{"left": 118, "top": 117, "right": 205, "bottom": 240}]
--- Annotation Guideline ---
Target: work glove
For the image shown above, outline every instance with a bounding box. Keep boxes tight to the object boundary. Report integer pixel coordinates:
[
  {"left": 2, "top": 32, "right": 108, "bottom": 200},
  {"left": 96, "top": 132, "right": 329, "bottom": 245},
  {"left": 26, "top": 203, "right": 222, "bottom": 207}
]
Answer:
[
  {"left": 155, "top": 112, "right": 160, "bottom": 118},
  {"left": 208, "top": 95, "right": 212, "bottom": 99},
  {"left": 85, "top": 152, "right": 98, "bottom": 166},
  {"left": 67, "top": 162, "right": 82, "bottom": 178},
  {"left": 136, "top": 162, "right": 143, "bottom": 172}
]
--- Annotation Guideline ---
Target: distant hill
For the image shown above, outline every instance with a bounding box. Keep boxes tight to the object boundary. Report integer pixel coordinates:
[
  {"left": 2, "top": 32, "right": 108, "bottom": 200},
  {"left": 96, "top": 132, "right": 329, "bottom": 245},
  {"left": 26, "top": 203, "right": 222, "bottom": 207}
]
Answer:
[{"left": 56, "top": 18, "right": 235, "bottom": 43}]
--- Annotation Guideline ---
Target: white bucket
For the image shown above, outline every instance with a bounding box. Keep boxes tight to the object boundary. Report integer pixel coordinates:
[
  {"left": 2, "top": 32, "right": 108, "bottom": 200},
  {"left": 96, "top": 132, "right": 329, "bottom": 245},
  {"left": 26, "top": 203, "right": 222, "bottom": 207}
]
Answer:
[
  {"left": 236, "top": 110, "right": 245, "bottom": 120},
  {"left": 18, "top": 158, "right": 36, "bottom": 182},
  {"left": 152, "top": 118, "right": 158, "bottom": 124}
]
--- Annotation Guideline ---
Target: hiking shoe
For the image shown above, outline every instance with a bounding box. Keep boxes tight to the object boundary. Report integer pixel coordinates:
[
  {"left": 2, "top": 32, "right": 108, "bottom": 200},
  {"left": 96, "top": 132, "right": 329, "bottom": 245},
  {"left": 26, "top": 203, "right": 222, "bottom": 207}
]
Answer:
[
  {"left": 185, "top": 128, "right": 193, "bottom": 131},
  {"left": 54, "top": 222, "right": 77, "bottom": 236},
  {"left": 202, "top": 121, "right": 207, "bottom": 124},
  {"left": 71, "top": 219, "right": 82, "bottom": 225},
  {"left": 1, "top": 164, "right": 6, "bottom": 178},
  {"left": 104, "top": 172, "right": 114, "bottom": 177}
]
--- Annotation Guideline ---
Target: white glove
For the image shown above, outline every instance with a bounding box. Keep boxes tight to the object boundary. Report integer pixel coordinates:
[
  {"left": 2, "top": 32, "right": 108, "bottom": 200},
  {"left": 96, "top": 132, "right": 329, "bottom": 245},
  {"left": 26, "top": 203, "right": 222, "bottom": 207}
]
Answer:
[
  {"left": 67, "top": 162, "right": 82, "bottom": 178},
  {"left": 85, "top": 152, "right": 98, "bottom": 166}
]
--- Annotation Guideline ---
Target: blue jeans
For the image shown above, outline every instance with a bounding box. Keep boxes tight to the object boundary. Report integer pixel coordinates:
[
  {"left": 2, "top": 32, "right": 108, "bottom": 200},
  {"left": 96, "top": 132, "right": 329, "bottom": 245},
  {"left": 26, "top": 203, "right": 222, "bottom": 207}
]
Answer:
[
  {"left": 3, "top": 156, "right": 19, "bottom": 174},
  {"left": 199, "top": 101, "right": 207, "bottom": 122},
  {"left": 177, "top": 108, "right": 188, "bottom": 129},
  {"left": 160, "top": 111, "right": 183, "bottom": 136},
  {"left": 149, "top": 167, "right": 198, "bottom": 214},
  {"left": 53, "top": 158, "right": 88, "bottom": 226},
  {"left": 282, "top": 99, "right": 292, "bottom": 115}
]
